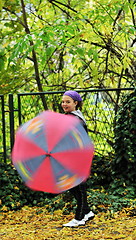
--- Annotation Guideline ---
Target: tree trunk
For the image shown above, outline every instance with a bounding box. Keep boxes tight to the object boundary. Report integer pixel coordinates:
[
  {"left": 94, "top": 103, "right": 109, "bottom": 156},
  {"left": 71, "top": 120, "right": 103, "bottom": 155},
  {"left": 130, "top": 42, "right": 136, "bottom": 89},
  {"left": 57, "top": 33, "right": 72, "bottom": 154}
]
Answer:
[{"left": 20, "top": 0, "right": 48, "bottom": 110}]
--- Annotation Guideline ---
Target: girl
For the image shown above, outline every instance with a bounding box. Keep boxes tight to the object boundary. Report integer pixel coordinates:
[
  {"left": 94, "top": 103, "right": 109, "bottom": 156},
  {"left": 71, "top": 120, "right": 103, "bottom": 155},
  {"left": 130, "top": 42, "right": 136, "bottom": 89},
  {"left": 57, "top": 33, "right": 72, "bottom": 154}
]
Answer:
[{"left": 61, "top": 90, "right": 94, "bottom": 227}]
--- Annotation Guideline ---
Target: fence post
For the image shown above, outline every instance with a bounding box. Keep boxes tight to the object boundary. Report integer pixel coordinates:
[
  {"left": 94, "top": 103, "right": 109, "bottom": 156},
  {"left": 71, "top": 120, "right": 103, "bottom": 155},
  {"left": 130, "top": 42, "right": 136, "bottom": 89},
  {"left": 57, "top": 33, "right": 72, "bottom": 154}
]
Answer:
[
  {"left": 18, "top": 94, "right": 22, "bottom": 125},
  {"left": 9, "top": 94, "right": 15, "bottom": 151},
  {"left": 1, "top": 95, "right": 6, "bottom": 163}
]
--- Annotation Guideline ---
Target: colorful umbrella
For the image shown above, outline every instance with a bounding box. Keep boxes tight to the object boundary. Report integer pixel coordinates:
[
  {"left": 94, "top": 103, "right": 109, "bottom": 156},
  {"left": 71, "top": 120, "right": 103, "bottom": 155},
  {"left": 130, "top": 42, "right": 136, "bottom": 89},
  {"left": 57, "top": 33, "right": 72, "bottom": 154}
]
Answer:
[{"left": 12, "top": 111, "right": 94, "bottom": 193}]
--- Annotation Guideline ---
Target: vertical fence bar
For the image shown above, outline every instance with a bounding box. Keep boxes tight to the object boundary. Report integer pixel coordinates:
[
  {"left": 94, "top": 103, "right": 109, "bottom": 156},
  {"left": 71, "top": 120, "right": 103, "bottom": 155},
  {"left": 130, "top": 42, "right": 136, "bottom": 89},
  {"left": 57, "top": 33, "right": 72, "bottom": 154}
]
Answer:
[
  {"left": 9, "top": 94, "right": 15, "bottom": 151},
  {"left": 18, "top": 94, "right": 22, "bottom": 125},
  {"left": 1, "top": 95, "right": 6, "bottom": 163}
]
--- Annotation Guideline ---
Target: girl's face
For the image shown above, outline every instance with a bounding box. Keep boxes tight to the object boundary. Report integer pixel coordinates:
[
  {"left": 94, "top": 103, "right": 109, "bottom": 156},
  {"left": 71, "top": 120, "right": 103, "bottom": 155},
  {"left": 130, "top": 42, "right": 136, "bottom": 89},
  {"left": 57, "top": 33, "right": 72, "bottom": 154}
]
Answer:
[{"left": 61, "top": 95, "right": 77, "bottom": 113}]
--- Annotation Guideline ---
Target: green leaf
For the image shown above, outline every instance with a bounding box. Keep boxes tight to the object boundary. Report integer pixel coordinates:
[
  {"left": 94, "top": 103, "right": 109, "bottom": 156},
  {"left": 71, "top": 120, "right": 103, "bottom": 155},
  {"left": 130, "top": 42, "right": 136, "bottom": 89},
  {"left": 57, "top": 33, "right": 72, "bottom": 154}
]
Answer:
[
  {"left": 76, "top": 47, "right": 85, "bottom": 56},
  {"left": 46, "top": 46, "right": 55, "bottom": 58}
]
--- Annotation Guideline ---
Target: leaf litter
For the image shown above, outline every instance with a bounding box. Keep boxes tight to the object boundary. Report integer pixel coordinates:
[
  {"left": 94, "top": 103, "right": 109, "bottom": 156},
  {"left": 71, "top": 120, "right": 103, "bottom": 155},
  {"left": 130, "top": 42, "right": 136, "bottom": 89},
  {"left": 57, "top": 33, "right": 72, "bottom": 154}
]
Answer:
[{"left": 0, "top": 207, "right": 136, "bottom": 240}]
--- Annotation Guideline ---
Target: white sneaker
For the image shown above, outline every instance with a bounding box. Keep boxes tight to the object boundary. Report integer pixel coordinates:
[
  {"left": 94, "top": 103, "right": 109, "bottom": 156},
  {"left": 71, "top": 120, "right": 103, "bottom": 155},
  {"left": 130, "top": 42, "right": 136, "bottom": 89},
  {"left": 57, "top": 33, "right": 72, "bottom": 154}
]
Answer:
[
  {"left": 83, "top": 211, "right": 95, "bottom": 222},
  {"left": 63, "top": 218, "right": 85, "bottom": 227}
]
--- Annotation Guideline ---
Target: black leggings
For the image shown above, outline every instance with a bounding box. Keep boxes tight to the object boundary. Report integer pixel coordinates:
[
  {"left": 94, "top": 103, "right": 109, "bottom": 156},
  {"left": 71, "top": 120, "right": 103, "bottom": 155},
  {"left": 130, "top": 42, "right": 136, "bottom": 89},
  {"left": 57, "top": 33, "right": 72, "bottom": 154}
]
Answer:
[{"left": 69, "top": 182, "right": 90, "bottom": 220}]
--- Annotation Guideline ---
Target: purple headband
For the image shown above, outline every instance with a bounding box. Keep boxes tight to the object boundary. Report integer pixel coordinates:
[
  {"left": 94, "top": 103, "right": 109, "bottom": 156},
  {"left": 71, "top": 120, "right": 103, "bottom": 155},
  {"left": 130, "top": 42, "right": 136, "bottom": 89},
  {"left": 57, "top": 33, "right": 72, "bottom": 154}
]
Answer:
[{"left": 63, "top": 90, "right": 82, "bottom": 102}]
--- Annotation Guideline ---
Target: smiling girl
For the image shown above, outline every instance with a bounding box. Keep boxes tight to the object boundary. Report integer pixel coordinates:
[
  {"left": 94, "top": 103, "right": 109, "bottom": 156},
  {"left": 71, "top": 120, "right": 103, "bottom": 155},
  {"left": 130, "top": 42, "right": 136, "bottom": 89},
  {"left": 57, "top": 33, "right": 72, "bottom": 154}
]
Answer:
[{"left": 61, "top": 90, "right": 94, "bottom": 227}]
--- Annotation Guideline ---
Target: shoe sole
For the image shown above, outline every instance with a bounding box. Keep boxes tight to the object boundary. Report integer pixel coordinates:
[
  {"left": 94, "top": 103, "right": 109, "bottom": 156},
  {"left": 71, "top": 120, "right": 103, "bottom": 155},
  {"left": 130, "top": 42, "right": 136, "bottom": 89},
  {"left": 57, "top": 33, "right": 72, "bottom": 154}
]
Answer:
[
  {"left": 63, "top": 225, "right": 85, "bottom": 227},
  {"left": 63, "top": 223, "right": 85, "bottom": 227}
]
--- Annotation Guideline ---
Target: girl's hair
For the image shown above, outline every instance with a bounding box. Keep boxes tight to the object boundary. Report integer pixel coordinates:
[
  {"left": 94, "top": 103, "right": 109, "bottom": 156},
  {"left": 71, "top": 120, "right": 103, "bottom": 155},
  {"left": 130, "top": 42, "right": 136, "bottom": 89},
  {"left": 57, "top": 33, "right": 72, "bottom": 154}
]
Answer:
[{"left": 75, "top": 100, "right": 83, "bottom": 110}]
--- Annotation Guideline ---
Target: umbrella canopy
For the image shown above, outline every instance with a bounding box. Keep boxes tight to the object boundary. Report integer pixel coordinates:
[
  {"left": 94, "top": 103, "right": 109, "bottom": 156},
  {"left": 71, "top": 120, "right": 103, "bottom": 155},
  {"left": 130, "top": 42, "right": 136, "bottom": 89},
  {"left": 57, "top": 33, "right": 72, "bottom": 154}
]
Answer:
[{"left": 12, "top": 111, "right": 94, "bottom": 193}]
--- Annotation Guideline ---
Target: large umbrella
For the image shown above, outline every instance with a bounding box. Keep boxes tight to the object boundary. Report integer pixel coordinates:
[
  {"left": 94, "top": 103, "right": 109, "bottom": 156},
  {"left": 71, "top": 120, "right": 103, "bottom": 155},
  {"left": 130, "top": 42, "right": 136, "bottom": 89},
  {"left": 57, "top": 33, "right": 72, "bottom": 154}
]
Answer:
[{"left": 12, "top": 111, "right": 94, "bottom": 193}]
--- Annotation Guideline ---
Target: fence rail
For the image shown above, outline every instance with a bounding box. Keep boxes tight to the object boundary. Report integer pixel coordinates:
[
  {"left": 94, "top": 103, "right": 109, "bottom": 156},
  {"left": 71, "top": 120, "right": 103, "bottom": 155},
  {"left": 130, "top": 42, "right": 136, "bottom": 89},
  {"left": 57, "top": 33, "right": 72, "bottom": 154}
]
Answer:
[{"left": 0, "top": 88, "right": 135, "bottom": 162}]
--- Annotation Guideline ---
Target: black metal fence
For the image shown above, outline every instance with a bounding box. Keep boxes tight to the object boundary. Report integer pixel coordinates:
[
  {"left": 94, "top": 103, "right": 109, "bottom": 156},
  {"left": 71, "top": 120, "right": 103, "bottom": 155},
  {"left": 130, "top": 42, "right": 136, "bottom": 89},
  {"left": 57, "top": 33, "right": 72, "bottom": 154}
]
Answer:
[{"left": 0, "top": 88, "right": 134, "bottom": 162}]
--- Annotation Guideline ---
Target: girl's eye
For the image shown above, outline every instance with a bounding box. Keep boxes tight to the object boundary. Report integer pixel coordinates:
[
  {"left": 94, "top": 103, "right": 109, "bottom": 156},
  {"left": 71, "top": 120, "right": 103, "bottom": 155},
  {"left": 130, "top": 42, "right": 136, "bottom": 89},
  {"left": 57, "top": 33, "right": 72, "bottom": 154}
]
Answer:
[{"left": 62, "top": 101, "right": 69, "bottom": 104}]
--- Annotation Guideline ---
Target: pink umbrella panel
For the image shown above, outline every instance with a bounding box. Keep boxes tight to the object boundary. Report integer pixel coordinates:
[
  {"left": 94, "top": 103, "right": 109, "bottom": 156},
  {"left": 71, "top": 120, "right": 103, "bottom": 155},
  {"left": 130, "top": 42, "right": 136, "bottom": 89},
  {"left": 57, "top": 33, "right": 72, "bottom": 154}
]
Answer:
[{"left": 12, "top": 111, "right": 94, "bottom": 193}]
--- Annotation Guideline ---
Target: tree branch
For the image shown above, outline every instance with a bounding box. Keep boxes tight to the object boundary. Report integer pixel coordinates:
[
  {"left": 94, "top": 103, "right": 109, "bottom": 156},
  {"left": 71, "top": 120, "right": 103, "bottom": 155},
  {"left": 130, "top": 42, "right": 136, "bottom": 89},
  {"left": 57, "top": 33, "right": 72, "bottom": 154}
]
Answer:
[
  {"left": 48, "top": 0, "right": 77, "bottom": 13},
  {"left": 80, "top": 39, "right": 122, "bottom": 60},
  {"left": 128, "top": 0, "right": 136, "bottom": 28},
  {"left": 3, "top": 7, "right": 26, "bottom": 28},
  {"left": 113, "top": 9, "right": 123, "bottom": 30}
]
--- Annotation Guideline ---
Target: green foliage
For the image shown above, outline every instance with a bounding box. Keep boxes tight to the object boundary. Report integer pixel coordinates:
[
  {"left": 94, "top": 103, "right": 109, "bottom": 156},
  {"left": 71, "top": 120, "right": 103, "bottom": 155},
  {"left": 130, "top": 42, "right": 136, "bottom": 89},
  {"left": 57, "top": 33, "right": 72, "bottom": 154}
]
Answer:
[
  {"left": 0, "top": 162, "right": 56, "bottom": 211},
  {"left": 87, "top": 155, "right": 113, "bottom": 188},
  {"left": 87, "top": 189, "right": 135, "bottom": 213},
  {"left": 1, "top": 0, "right": 136, "bottom": 93},
  {"left": 0, "top": 160, "right": 135, "bottom": 214},
  {"left": 113, "top": 90, "right": 136, "bottom": 183}
]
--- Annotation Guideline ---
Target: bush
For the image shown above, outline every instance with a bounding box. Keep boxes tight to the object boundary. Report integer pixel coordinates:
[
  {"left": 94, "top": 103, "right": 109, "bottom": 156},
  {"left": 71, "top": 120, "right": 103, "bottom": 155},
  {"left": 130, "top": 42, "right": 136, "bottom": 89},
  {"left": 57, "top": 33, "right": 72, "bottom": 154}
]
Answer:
[
  {"left": 0, "top": 162, "right": 57, "bottom": 211},
  {"left": 113, "top": 90, "right": 136, "bottom": 186},
  {"left": 0, "top": 157, "right": 135, "bottom": 213},
  {"left": 87, "top": 154, "right": 113, "bottom": 188}
]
